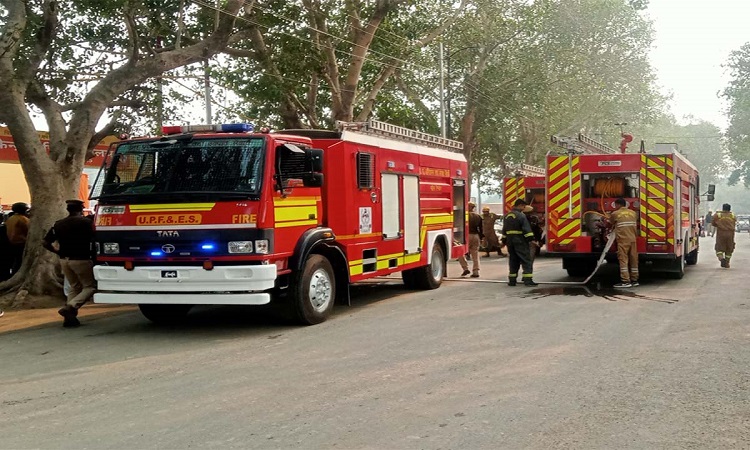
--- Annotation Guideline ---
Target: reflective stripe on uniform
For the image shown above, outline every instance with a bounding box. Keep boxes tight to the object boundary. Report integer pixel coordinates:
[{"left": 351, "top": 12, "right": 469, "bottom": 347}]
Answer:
[
  {"left": 506, "top": 230, "right": 523, "bottom": 235},
  {"left": 522, "top": 273, "right": 533, "bottom": 278},
  {"left": 509, "top": 273, "right": 518, "bottom": 277},
  {"left": 616, "top": 222, "right": 637, "bottom": 227},
  {"left": 524, "top": 232, "right": 534, "bottom": 238}
]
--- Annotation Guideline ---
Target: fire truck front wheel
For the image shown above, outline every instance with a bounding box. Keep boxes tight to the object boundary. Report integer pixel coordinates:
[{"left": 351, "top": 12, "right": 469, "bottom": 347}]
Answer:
[
  {"left": 138, "top": 304, "right": 193, "bottom": 324},
  {"left": 289, "top": 254, "right": 336, "bottom": 325}
]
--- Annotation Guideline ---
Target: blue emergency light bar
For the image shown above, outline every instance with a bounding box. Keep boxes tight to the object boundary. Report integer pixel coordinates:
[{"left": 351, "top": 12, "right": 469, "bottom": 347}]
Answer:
[{"left": 162, "top": 123, "right": 255, "bottom": 135}]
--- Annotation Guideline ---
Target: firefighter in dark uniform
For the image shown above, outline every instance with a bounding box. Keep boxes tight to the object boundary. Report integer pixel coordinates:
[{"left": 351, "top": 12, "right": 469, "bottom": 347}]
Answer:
[{"left": 501, "top": 199, "right": 538, "bottom": 286}]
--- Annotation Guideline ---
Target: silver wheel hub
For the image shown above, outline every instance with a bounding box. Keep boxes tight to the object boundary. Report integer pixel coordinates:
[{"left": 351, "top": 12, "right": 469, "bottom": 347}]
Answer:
[
  {"left": 431, "top": 250, "right": 444, "bottom": 280},
  {"left": 308, "top": 269, "right": 333, "bottom": 312}
]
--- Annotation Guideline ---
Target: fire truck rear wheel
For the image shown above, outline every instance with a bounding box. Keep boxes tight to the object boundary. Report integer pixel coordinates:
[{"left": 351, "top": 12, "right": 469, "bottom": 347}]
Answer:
[
  {"left": 668, "top": 254, "right": 686, "bottom": 279},
  {"left": 404, "top": 243, "right": 444, "bottom": 290},
  {"left": 138, "top": 304, "right": 192, "bottom": 324},
  {"left": 685, "top": 248, "right": 698, "bottom": 265},
  {"left": 565, "top": 260, "right": 596, "bottom": 278},
  {"left": 290, "top": 254, "right": 336, "bottom": 325}
]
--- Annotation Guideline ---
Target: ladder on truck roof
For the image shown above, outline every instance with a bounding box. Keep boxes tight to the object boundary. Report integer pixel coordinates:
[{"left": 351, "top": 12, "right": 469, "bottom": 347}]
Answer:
[
  {"left": 514, "top": 164, "right": 546, "bottom": 177},
  {"left": 550, "top": 133, "right": 617, "bottom": 155},
  {"left": 337, "top": 120, "right": 464, "bottom": 153}
]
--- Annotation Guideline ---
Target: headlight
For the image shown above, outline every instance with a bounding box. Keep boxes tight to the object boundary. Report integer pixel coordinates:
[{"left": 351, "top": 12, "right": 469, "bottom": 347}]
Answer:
[
  {"left": 254, "top": 239, "right": 269, "bottom": 254},
  {"left": 228, "top": 241, "right": 253, "bottom": 254},
  {"left": 103, "top": 243, "right": 120, "bottom": 254}
]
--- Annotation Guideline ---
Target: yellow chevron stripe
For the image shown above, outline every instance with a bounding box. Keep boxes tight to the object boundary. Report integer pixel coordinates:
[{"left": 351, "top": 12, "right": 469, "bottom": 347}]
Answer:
[
  {"left": 647, "top": 185, "right": 666, "bottom": 198},
  {"left": 550, "top": 177, "right": 569, "bottom": 196},
  {"left": 649, "top": 228, "right": 666, "bottom": 238},
  {"left": 649, "top": 215, "right": 666, "bottom": 227},
  {"left": 647, "top": 171, "right": 666, "bottom": 183},
  {"left": 550, "top": 165, "right": 568, "bottom": 183},
  {"left": 647, "top": 201, "right": 666, "bottom": 213},
  {"left": 549, "top": 157, "right": 567, "bottom": 172},
  {"left": 557, "top": 220, "right": 580, "bottom": 238},
  {"left": 550, "top": 190, "right": 569, "bottom": 209}
]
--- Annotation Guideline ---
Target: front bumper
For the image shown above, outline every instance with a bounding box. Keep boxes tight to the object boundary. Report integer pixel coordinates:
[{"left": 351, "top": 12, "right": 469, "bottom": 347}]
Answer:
[{"left": 93, "top": 264, "right": 277, "bottom": 305}]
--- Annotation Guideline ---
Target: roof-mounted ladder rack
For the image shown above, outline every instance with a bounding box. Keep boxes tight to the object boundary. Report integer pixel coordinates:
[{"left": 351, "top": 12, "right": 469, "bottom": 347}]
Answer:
[
  {"left": 517, "top": 164, "right": 546, "bottom": 176},
  {"left": 337, "top": 120, "right": 464, "bottom": 152},
  {"left": 577, "top": 133, "right": 617, "bottom": 154},
  {"left": 550, "top": 133, "right": 617, "bottom": 154}
]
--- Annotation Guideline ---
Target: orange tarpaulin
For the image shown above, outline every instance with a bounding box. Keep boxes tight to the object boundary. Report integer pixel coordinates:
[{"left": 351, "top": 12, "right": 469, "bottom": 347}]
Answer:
[{"left": 1, "top": 162, "right": 90, "bottom": 210}]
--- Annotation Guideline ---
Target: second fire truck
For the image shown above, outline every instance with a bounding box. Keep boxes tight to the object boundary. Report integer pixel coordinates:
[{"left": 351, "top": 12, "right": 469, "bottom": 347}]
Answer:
[{"left": 545, "top": 136, "right": 702, "bottom": 279}]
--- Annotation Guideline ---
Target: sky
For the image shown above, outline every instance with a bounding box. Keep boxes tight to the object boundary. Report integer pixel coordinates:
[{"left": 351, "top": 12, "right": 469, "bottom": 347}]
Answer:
[{"left": 645, "top": 0, "right": 750, "bottom": 130}]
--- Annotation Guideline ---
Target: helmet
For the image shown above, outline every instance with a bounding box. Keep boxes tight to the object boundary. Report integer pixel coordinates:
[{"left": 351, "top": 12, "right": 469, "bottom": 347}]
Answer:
[{"left": 482, "top": 206, "right": 490, "bottom": 212}]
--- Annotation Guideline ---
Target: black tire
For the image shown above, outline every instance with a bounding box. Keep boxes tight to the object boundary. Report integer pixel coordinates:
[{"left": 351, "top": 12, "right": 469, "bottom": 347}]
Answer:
[
  {"left": 667, "top": 254, "right": 685, "bottom": 279},
  {"left": 564, "top": 259, "right": 597, "bottom": 278},
  {"left": 289, "top": 254, "right": 336, "bottom": 325},
  {"left": 685, "top": 248, "right": 698, "bottom": 265},
  {"left": 401, "top": 269, "right": 418, "bottom": 289},
  {"left": 138, "top": 304, "right": 192, "bottom": 324},
  {"left": 403, "top": 243, "right": 445, "bottom": 290}
]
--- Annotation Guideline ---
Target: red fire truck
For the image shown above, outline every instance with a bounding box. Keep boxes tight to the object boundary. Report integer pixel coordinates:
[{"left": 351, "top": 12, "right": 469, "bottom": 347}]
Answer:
[
  {"left": 545, "top": 138, "right": 702, "bottom": 279},
  {"left": 91, "top": 121, "right": 468, "bottom": 324},
  {"left": 502, "top": 164, "right": 546, "bottom": 223}
]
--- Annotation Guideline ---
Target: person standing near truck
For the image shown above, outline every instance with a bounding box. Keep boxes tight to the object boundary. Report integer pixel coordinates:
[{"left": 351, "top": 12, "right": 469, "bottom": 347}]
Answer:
[
  {"left": 712, "top": 204, "right": 737, "bottom": 268},
  {"left": 43, "top": 200, "right": 96, "bottom": 328},
  {"left": 458, "top": 202, "right": 484, "bottom": 277},
  {"left": 501, "top": 199, "right": 538, "bottom": 286},
  {"left": 610, "top": 198, "right": 639, "bottom": 288},
  {"left": 705, "top": 210, "right": 714, "bottom": 237}
]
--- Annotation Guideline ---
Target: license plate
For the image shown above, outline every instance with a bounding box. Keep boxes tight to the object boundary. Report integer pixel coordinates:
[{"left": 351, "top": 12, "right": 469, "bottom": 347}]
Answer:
[{"left": 161, "top": 270, "right": 178, "bottom": 278}]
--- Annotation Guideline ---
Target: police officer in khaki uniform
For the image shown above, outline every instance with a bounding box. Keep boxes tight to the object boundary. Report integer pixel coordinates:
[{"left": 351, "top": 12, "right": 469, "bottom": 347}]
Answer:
[
  {"left": 43, "top": 200, "right": 96, "bottom": 327},
  {"left": 610, "top": 198, "right": 639, "bottom": 288},
  {"left": 712, "top": 203, "right": 736, "bottom": 268},
  {"left": 458, "top": 202, "right": 483, "bottom": 277}
]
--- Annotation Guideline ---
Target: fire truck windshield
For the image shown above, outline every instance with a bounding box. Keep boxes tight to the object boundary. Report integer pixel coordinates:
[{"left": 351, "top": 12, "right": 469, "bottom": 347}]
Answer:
[{"left": 97, "top": 137, "right": 265, "bottom": 201}]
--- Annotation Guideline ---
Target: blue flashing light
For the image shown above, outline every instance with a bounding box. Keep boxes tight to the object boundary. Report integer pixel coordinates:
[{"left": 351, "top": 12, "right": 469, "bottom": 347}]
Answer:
[
  {"left": 150, "top": 251, "right": 163, "bottom": 257},
  {"left": 201, "top": 243, "right": 216, "bottom": 251},
  {"left": 221, "top": 123, "right": 254, "bottom": 133}
]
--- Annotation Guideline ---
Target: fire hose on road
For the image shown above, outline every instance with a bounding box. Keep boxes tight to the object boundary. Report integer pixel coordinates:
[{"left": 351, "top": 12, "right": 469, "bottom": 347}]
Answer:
[{"left": 446, "top": 232, "right": 617, "bottom": 286}]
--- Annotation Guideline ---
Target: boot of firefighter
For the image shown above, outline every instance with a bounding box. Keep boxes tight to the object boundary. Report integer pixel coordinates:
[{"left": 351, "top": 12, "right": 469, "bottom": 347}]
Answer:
[{"left": 507, "top": 277, "right": 517, "bottom": 286}]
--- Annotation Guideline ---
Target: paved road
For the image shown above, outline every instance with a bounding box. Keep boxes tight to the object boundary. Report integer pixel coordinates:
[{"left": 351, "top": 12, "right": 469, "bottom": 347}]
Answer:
[{"left": 2, "top": 236, "right": 749, "bottom": 449}]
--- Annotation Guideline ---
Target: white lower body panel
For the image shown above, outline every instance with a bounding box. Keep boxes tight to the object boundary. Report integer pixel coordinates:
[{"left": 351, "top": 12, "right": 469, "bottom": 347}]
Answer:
[
  {"left": 93, "top": 264, "right": 276, "bottom": 305},
  {"left": 94, "top": 292, "right": 270, "bottom": 305}
]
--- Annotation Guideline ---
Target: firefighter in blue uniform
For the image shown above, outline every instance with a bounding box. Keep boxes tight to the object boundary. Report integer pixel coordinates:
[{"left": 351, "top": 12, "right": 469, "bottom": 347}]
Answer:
[{"left": 502, "top": 199, "right": 538, "bottom": 286}]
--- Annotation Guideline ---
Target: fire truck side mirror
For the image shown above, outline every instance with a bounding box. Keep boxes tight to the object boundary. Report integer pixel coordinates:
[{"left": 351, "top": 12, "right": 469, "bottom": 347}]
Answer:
[
  {"left": 707, "top": 184, "right": 716, "bottom": 195},
  {"left": 306, "top": 148, "right": 324, "bottom": 173}
]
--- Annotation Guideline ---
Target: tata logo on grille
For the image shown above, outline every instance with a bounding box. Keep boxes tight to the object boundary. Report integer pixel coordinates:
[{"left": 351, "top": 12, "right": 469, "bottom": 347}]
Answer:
[
  {"left": 161, "top": 244, "right": 176, "bottom": 254},
  {"left": 598, "top": 161, "right": 622, "bottom": 167},
  {"left": 157, "top": 230, "right": 180, "bottom": 237}
]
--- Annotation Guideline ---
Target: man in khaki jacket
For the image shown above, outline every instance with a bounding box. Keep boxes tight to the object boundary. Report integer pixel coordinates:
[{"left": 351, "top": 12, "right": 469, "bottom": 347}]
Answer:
[
  {"left": 610, "top": 198, "right": 639, "bottom": 288},
  {"left": 712, "top": 203, "right": 737, "bottom": 268}
]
